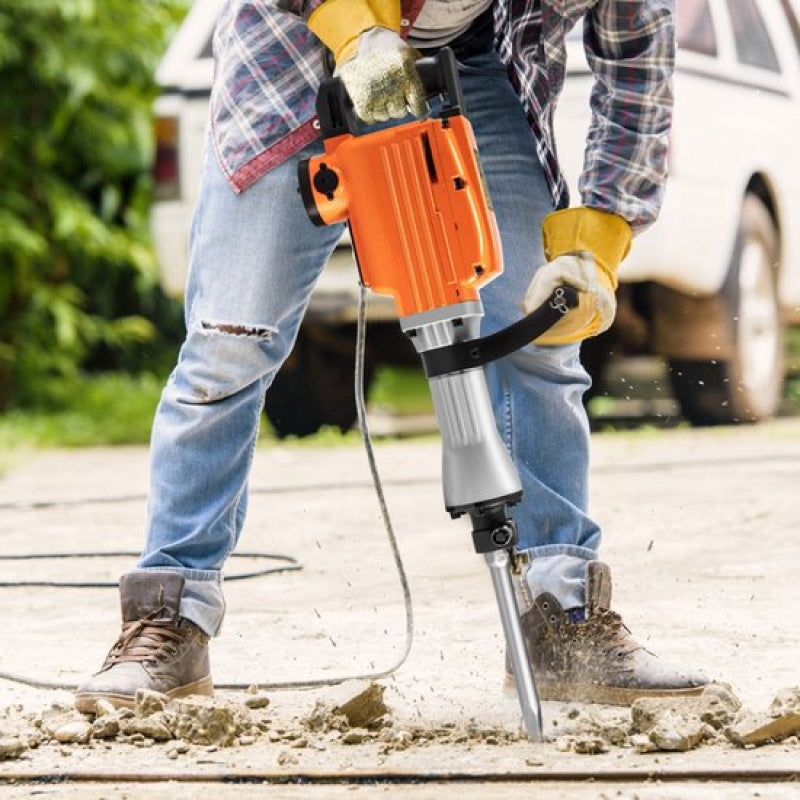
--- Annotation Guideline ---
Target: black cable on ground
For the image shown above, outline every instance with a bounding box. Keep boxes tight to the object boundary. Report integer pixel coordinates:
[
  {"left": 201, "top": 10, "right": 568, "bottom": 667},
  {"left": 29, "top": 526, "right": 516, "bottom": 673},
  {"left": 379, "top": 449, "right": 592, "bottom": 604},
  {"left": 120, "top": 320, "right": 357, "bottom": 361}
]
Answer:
[
  {"left": 0, "top": 551, "right": 301, "bottom": 588},
  {"left": 0, "top": 283, "right": 415, "bottom": 694}
]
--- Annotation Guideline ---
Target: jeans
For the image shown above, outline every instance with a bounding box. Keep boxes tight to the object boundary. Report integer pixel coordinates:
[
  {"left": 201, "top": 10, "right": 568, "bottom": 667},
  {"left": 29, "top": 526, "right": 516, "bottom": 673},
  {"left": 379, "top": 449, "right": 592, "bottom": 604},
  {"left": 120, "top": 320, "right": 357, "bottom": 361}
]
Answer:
[{"left": 137, "top": 50, "right": 600, "bottom": 636}]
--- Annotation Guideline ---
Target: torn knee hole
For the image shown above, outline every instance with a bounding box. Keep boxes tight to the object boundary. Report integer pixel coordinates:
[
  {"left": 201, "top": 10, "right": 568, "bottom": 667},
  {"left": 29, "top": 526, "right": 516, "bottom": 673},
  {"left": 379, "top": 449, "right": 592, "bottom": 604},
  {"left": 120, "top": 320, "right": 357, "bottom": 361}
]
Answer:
[{"left": 200, "top": 321, "right": 273, "bottom": 341}]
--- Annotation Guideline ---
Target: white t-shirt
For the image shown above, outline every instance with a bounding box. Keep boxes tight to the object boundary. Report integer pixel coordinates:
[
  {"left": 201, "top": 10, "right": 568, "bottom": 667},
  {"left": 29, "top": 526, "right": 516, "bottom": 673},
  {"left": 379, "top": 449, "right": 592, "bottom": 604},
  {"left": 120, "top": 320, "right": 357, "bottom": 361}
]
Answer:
[{"left": 407, "top": 0, "right": 494, "bottom": 49}]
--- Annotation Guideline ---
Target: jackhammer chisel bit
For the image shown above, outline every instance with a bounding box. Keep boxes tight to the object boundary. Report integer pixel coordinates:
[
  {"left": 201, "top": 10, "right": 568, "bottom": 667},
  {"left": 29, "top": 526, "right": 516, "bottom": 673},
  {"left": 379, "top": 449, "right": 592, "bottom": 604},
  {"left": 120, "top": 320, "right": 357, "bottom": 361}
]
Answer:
[{"left": 485, "top": 549, "right": 543, "bottom": 738}]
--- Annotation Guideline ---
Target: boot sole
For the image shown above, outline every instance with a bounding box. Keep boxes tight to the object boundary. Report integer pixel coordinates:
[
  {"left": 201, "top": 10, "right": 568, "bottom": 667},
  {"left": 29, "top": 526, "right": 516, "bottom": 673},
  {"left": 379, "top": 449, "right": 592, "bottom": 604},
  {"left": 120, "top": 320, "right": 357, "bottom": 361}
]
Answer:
[
  {"left": 74, "top": 675, "right": 214, "bottom": 715},
  {"left": 502, "top": 674, "right": 706, "bottom": 706}
]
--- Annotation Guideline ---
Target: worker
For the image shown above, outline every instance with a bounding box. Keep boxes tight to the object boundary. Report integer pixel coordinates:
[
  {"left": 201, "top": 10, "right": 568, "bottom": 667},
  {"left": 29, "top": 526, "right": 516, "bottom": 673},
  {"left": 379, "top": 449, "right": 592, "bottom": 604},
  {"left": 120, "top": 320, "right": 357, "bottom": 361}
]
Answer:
[{"left": 76, "top": 0, "right": 707, "bottom": 713}]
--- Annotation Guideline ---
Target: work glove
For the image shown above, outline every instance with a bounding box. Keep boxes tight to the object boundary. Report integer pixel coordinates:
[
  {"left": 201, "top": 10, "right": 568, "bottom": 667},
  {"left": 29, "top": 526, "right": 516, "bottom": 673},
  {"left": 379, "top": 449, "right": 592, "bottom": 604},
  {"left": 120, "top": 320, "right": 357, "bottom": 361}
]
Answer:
[
  {"left": 308, "top": 0, "right": 427, "bottom": 124},
  {"left": 522, "top": 207, "right": 632, "bottom": 346}
]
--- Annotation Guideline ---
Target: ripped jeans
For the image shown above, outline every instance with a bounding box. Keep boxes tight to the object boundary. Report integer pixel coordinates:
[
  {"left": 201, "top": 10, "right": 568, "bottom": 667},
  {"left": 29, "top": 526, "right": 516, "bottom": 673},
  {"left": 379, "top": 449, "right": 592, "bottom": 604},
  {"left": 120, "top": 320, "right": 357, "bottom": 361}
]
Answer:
[{"left": 138, "top": 50, "right": 599, "bottom": 636}]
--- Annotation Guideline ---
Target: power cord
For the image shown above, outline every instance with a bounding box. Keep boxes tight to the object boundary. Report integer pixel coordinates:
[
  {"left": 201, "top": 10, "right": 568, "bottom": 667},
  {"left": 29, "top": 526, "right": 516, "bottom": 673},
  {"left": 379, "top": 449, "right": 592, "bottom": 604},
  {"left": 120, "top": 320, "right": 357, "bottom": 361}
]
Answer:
[
  {"left": 0, "top": 551, "right": 301, "bottom": 589},
  {"left": 0, "top": 282, "right": 415, "bottom": 693}
]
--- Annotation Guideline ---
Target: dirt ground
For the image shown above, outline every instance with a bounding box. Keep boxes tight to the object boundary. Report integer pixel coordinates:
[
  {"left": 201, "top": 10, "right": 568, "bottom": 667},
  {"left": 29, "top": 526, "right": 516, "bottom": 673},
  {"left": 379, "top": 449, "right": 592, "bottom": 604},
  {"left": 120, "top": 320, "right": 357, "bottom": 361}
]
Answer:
[{"left": 1, "top": 419, "right": 799, "bottom": 797}]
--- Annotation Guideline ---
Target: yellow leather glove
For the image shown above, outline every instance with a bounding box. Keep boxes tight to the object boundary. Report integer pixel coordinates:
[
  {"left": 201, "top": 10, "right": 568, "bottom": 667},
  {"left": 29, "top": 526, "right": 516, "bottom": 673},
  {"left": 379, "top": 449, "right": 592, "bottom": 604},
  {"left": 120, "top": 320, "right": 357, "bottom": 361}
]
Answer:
[
  {"left": 522, "top": 207, "right": 632, "bottom": 346},
  {"left": 308, "top": 0, "right": 426, "bottom": 124}
]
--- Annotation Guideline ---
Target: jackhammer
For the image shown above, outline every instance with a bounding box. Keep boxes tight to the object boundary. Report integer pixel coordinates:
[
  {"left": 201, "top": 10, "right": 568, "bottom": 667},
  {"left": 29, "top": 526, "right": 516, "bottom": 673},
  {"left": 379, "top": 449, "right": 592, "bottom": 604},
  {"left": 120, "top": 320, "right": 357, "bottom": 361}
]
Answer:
[{"left": 298, "top": 48, "right": 577, "bottom": 741}]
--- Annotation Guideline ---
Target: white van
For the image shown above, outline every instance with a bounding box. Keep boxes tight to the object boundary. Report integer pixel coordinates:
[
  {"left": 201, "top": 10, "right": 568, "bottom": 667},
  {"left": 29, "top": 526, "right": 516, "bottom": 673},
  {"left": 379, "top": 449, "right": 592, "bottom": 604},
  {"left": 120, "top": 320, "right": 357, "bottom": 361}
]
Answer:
[{"left": 152, "top": 0, "right": 800, "bottom": 434}]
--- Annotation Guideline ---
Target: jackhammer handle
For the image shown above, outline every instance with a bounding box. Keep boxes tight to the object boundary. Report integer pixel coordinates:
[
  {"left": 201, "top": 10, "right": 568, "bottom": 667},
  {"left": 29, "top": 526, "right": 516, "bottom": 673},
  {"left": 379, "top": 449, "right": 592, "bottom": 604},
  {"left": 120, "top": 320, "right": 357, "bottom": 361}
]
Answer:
[
  {"left": 420, "top": 286, "right": 579, "bottom": 379},
  {"left": 315, "top": 47, "right": 462, "bottom": 140},
  {"left": 414, "top": 47, "right": 465, "bottom": 112}
]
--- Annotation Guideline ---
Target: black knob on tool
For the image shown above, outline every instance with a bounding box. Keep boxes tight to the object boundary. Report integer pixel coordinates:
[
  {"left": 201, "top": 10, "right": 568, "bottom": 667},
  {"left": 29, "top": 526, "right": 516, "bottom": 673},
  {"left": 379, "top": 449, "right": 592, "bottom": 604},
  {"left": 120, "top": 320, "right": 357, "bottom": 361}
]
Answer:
[
  {"left": 491, "top": 526, "right": 515, "bottom": 548},
  {"left": 313, "top": 163, "right": 339, "bottom": 199}
]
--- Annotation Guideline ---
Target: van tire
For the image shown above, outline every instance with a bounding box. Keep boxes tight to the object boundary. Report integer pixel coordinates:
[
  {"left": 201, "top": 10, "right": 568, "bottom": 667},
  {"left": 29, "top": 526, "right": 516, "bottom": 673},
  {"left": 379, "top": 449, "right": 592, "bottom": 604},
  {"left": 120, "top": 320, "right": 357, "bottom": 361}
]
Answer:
[{"left": 668, "top": 195, "right": 783, "bottom": 425}]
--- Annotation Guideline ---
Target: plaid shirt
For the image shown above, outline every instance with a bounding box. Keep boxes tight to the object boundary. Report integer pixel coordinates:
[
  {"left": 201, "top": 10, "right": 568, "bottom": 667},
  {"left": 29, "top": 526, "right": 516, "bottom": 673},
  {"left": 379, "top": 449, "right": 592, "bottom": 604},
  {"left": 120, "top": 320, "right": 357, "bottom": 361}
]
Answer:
[{"left": 211, "top": 0, "right": 675, "bottom": 230}]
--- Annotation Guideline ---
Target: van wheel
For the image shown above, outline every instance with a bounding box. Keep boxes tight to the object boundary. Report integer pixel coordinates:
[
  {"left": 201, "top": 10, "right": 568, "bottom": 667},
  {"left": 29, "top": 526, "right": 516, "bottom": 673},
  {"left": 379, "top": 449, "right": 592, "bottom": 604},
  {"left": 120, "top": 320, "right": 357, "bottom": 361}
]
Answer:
[
  {"left": 669, "top": 195, "right": 782, "bottom": 425},
  {"left": 265, "top": 330, "right": 374, "bottom": 438}
]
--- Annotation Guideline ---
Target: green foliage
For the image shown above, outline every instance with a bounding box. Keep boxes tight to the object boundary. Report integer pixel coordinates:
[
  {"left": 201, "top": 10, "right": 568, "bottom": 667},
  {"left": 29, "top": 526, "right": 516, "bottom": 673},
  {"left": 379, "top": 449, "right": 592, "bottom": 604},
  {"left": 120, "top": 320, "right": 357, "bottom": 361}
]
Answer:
[
  {"left": 0, "top": 0, "right": 188, "bottom": 410},
  {"left": 0, "top": 367, "right": 433, "bottom": 449},
  {"left": 0, "top": 372, "right": 166, "bottom": 447},
  {"left": 368, "top": 365, "right": 432, "bottom": 415}
]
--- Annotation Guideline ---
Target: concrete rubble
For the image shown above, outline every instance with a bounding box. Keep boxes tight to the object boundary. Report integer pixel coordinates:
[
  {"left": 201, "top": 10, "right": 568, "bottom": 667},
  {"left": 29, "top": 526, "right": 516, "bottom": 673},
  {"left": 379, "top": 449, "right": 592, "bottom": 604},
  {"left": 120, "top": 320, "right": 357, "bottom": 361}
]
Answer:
[
  {"left": 331, "top": 681, "right": 389, "bottom": 728},
  {"left": 725, "top": 687, "right": 800, "bottom": 747},
  {"left": 3, "top": 680, "right": 800, "bottom": 762},
  {"left": 628, "top": 683, "right": 741, "bottom": 752},
  {"left": 2, "top": 679, "right": 800, "bottom": 763}
]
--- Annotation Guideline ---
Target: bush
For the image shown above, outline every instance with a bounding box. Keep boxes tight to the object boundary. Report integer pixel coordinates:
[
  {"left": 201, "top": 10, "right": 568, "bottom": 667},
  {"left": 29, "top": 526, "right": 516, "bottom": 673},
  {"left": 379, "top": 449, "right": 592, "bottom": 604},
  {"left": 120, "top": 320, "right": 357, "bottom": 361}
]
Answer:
[{"left": 0, "top": 0, "right": 188, "bottom": 410}]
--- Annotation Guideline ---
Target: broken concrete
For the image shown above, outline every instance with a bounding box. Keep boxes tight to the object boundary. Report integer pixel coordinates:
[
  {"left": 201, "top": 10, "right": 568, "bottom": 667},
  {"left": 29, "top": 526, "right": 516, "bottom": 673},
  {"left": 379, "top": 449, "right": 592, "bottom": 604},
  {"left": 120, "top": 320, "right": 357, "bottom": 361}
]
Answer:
[
  {"left": 726, "top": 711, "right": 800, "bottom": 747},
  {"left": 724, "top": 687, "right": 800, "bottom": 747},
  {"left": 53, "top": 720, "right": 92, "bottom": 744},
  {"left": 244, "top": 694, "right": 270, "bottom": 710},
  {"left": 38, "top": 703, "right": 86, "bottom": 739},
  {"left": 300, "top": 682, "right": 389, "bottom": 737},
  {"left": 572, "top": 736, "right": 608, "bottom": 754},
  {"left": 0, "top": 670, "right": 796, "bottom": 766},
  {"left": 329, "top": 682, "right": 390, "bottom": 729},
  {"left": 341, "top": 727, "right": 369, "bottom": 745},
  {"left": 170, "top": 697, "right": 240, "bottom": 747},
  {"left": 134, "top": 689, "right": 169, "bottom": 717},
  {"left": 0, "top": 736, "right": 27, "bottom": 761},
  {"left": 647, "top": 709, "right": 712, "bottom": 751},
  {"left": 545, "top": 704, "right": 632, "bottom": 751},
  {"left": 122, "top": 712, "right": 174, "bottom": 741},
  {"left": 0, "top": 678, "right": 797, "bottom": 771},
  {"left": 627, "top": 686, "right": 741, "bottom": 752},
  {"left": 630, "top": 733, "right": 658, "bottom": 753},
  {"left": 94, "top": 699, "right": 117, "bottom": 717},
  {"left": 768, "top": 687, "right": 800, "bottom": 718},
  {"left": 631, "top": 685, "right": 741, "bottom": 735},
  {"left": 90, "top": 714, "right": 119, "bottom": 740}
]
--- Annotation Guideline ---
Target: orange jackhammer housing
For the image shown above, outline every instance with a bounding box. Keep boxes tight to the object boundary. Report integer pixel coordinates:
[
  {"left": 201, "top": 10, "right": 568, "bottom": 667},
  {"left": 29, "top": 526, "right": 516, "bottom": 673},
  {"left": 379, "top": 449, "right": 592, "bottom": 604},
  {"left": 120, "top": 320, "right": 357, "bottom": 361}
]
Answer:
[{"left": 298, "top": 52, "right": 502, "bottom": 319}]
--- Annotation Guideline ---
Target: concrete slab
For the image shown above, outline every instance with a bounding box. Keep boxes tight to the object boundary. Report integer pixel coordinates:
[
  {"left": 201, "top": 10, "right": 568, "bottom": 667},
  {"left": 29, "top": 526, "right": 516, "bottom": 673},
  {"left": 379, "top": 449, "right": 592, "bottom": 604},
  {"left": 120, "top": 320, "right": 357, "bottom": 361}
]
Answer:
[{"left": 1, "top": 420, "right": 800, "bottom": 789}]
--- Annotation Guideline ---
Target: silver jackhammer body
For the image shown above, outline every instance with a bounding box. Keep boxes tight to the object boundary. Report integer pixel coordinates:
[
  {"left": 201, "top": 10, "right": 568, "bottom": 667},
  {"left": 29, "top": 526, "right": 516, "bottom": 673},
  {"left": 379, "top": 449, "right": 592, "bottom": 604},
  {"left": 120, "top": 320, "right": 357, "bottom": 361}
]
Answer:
[{"left": 401, "top": 301, "right": 544, "bottom": 740}]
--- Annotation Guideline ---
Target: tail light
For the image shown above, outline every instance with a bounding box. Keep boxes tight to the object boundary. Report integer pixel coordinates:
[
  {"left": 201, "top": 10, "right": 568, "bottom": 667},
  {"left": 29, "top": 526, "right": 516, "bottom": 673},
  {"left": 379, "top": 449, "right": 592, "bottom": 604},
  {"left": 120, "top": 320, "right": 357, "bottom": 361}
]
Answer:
[{"left": 153, "top": 115, "right": 180, "bottom": 201}]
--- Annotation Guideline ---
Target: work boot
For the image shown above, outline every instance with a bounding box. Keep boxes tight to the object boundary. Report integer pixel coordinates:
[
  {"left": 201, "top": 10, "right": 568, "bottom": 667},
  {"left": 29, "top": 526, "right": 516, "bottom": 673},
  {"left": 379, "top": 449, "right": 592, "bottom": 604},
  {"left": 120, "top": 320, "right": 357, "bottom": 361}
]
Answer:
[
  {"left": 75, "top": 571, "right": 213, "bottom": 714},
  {"left": 506, "top": 561, "right": 708, "bottom": 705}
]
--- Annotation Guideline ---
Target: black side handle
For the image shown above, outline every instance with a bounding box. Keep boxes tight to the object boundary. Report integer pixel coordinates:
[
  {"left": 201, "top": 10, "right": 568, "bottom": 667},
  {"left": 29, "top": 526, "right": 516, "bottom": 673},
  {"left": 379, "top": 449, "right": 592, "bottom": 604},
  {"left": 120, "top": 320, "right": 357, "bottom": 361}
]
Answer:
[
  {"left": 315, "top": 46, "right": 462, "bottom": 140},
  {"left": 419, "top": 286, "right": 580, "bottom": 379},
  {"left": 415, "top": 47, "right": 464, "bottom": 113},
  {"left": 315, "top": 77, "right": 358, "bottom": 140}
]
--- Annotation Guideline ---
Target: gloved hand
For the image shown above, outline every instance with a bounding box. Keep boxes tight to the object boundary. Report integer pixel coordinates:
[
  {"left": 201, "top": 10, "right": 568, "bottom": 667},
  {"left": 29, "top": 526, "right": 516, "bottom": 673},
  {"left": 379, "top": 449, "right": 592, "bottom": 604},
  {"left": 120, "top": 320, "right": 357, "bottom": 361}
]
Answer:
[
  {"left": 338, "top": 28, "right": 427, "bottom": 124},
  {"left": 308, "top": 0, "right": 427, "bottom": 124},
  {"left": 522, "top": 207, "right": 632, "bottom": 346}
]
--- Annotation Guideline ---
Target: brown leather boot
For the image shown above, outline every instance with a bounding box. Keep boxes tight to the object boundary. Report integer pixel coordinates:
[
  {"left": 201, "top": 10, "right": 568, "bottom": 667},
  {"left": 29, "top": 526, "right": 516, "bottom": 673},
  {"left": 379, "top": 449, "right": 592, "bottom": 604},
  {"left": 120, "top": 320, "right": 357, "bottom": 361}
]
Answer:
[
  {"left": 506, "top": 561, "right": 708, "bottom": 705},
  {"left": 75, "top": 571, "right": 213, "bottom": 714}
]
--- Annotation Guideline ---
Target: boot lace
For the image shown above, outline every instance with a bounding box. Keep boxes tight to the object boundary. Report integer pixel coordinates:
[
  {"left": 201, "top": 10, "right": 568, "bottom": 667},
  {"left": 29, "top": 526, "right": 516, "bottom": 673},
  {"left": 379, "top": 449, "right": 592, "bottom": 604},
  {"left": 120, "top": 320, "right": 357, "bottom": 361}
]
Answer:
[
  {"left": 103, "top": 608, "right": 188, "bottom": 667},
  {"left": 540, "top": 608, "right": 645, "bottom": 678},
  {"left": 580, "top": 609, "right": 643, "bottom": 658},
  {"left": 569, "top": 609, "right": 651, "bottom": 679}
]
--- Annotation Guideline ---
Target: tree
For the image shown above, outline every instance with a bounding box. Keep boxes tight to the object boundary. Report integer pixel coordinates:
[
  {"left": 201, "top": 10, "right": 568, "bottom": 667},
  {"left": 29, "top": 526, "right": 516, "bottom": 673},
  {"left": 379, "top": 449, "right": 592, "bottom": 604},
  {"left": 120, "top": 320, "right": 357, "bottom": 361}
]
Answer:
[{"left": 0, "top": 0, "right": 188, "bottom": 409}]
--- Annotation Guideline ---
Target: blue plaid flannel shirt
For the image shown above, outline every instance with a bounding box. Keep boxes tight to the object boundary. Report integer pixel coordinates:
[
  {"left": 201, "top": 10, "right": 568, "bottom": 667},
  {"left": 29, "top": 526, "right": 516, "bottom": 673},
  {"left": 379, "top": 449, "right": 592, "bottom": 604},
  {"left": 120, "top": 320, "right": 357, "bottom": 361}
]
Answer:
[{"left": 211, "top": 0, "right": 675, "bottom": 231}]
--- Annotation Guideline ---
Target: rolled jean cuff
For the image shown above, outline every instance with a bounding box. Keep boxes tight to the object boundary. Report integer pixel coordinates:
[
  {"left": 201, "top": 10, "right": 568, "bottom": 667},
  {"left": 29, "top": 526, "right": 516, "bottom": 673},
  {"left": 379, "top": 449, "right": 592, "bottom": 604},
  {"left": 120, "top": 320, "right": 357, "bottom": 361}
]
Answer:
[
  {"left": 518, "top": 548, "right": 596, "bottom": 610},
  {"left": 131, "top": 567, "right": 226, "bottom": 638}
]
